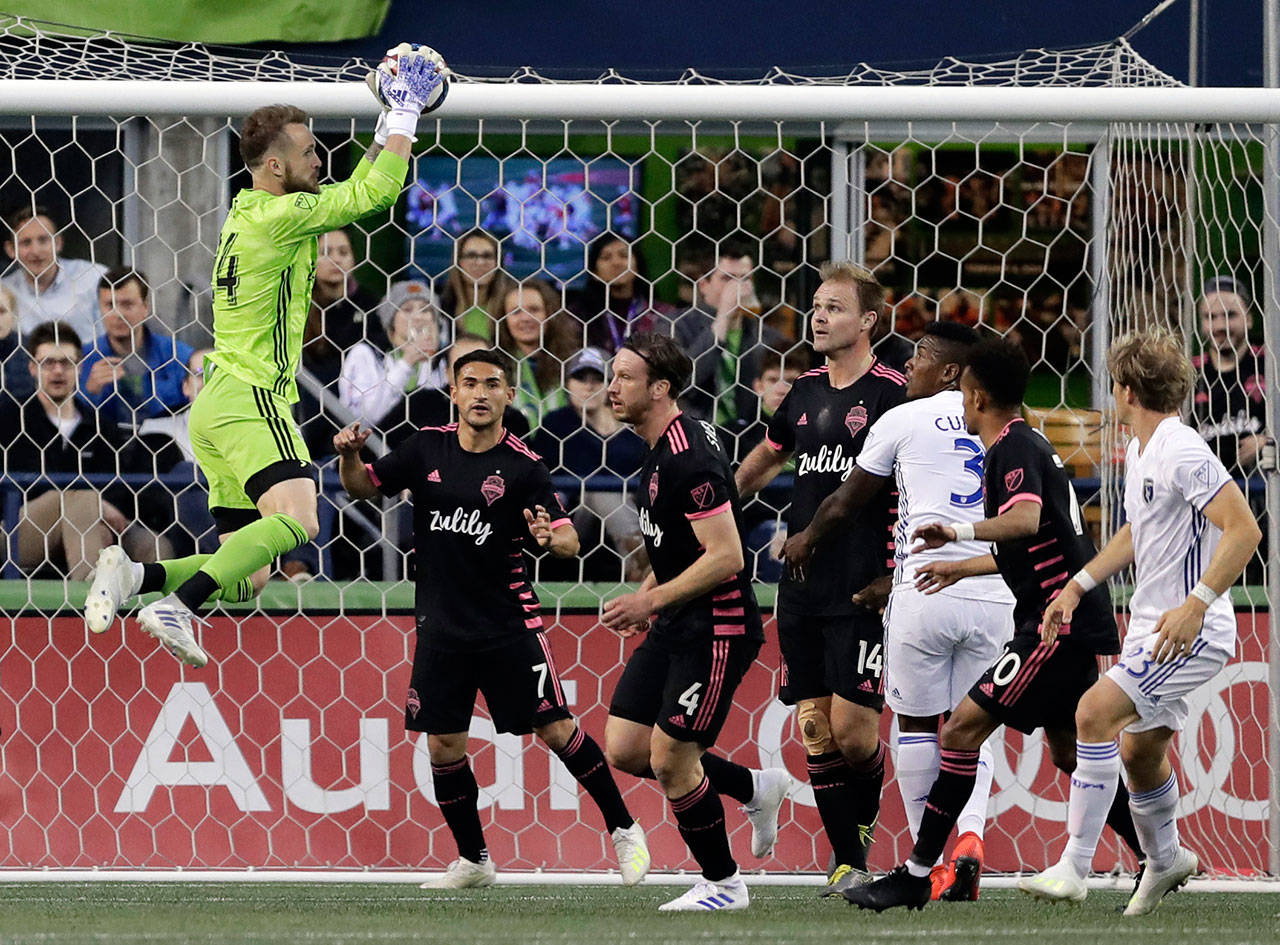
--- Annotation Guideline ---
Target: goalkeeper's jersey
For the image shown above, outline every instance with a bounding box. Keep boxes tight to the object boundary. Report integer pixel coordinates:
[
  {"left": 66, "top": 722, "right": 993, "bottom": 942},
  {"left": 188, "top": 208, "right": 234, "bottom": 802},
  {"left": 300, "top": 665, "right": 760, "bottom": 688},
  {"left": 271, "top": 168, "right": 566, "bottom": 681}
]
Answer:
[{"left": 207, "top": 149, "right": 409, "bottom": 403}]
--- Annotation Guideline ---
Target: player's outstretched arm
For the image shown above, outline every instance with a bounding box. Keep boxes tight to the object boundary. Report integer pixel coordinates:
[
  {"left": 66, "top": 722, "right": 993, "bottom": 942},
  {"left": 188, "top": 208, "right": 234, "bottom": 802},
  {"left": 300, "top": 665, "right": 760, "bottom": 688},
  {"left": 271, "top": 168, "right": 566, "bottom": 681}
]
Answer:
[
  {"left": 911, "top": 497, "right": 1041, "bottom": 552},
  {"left": 334, "top": 423, "right": 379, "bottom": 499},
  {"left": 782, "top": 466, "right": 888, "bottom": 579},
  {"left": 913, "top": 554, "right": 998, "bottom": 595},
  {"left": 735, "top": 439, "right": 791, "bottom": 500}
]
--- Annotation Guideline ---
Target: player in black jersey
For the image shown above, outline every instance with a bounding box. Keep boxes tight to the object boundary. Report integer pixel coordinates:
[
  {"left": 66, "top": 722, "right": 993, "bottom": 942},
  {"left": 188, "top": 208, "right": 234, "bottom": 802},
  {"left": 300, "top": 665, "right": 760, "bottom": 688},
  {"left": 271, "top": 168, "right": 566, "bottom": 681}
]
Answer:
[
  {"left": 734, "top": 261, "right": 906, "bottom": 894},
  {"left": 335, "top": 348, "right": 649, "bottom": 890},
  {"left": 845, "top": 338, "right": 1144, "bottom": 912},
  {"left": 601, "top": 331, "right": 767, "bottom": 912}
]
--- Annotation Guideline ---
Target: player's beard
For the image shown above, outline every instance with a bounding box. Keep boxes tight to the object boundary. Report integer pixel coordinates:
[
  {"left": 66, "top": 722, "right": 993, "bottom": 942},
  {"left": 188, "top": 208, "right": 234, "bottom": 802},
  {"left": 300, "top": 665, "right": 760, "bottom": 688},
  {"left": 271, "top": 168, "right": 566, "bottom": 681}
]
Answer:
[{"left": 282, "top": 166, "right": 320, "bottom": 195}]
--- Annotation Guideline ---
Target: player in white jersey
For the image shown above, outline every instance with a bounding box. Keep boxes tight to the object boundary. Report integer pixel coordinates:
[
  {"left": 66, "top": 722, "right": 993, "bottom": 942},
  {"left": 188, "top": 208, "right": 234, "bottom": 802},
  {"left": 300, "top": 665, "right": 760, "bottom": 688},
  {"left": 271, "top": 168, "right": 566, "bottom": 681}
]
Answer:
[
  {"left": 1020, "top": 331, "right": 1260, "bottom": 915},
  {"left": 783, "top": 320, "right": 1014, "bottom": 900}
]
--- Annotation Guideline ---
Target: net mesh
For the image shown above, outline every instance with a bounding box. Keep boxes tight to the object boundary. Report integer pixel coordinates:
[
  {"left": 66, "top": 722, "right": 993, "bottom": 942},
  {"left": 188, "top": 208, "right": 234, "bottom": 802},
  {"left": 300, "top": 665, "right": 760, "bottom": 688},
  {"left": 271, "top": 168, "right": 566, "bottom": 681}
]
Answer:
[{"left": 0, "top": 15, "right": 1270, "bottom": 878}]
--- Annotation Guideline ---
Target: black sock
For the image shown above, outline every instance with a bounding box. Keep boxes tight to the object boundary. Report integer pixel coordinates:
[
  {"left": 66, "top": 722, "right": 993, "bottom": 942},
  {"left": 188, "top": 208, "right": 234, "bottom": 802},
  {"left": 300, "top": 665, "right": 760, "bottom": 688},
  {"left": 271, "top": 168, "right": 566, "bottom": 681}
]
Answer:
[
  {"left": 430, "top": 758, "right": 486, "bottom": 863},
  {"left": 807, "top": 751, "right": 864, "bottom": 868},
  {"left": 140, "top": 562, "right": 166, "bottom": 595},
  {"left": 701, "top": 752, "right": 755, "bottom": 805},
  {"left": 848, "top": 741, "right": 886, "bottom": 865},
  {"left": 175, "top": 570, "right": 219, "bottom": 613},
  {"left": 910, "top": 748, "right": 979, "bottom": 868},
  {"left": 670, "top": 776, "right": 736, "bottom": 882},
  {"left": 553, "top": 727, "right": 633, "bottom": 833},
  {"left": 1108, "top": 779, "right": 1145, "bottom": 861}
]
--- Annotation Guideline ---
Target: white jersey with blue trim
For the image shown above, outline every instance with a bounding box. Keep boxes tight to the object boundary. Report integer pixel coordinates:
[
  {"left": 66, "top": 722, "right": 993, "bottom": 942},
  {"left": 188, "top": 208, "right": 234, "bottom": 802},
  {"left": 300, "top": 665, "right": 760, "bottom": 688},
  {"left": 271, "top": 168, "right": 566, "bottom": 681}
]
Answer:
[
  {"left": 856, "top": 389, "right": 1014, "bottom": 604},
  {"left": 1124, "top": 416, "right": 1236, "bottom": 651}
]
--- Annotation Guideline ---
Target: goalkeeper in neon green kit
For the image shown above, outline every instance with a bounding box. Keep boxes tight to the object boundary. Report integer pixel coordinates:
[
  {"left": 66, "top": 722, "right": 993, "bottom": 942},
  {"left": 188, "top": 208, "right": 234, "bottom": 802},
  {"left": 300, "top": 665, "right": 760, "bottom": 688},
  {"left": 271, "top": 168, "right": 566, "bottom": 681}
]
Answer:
[{"left": 83, "top": 46, "right": 447, "bottom": 667}]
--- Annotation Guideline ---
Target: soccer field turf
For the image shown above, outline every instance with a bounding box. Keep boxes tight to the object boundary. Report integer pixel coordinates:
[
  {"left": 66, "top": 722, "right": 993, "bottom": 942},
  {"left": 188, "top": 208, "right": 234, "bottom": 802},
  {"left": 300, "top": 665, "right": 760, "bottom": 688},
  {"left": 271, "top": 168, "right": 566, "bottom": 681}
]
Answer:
[{"left": 0, "top": 883, "right": 1276, "bottom": 945}]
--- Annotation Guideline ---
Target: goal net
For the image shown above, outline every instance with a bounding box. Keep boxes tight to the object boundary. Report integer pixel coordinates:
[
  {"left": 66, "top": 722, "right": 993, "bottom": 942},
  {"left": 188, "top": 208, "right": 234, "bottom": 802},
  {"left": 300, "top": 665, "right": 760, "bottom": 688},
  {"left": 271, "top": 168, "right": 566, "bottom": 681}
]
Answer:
[{"left": 0, "top": 15, "right": 1274, "bottom": 879}]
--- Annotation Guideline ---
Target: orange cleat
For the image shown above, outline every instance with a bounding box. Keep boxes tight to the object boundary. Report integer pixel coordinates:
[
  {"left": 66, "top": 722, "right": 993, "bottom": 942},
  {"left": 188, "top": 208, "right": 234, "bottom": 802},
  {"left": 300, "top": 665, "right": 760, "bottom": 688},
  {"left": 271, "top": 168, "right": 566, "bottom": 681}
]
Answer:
[
  {"left": 940, "top": 831, "right": 984, "bottom": 901},
  {"left": 930, "top": 863, "right": 952, "bottom": 901}
]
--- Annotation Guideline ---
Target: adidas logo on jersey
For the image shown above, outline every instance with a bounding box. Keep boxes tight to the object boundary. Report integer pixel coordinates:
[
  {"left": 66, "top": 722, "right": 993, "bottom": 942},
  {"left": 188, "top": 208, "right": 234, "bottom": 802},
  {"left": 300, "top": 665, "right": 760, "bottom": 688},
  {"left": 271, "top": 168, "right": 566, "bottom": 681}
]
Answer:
[
  {"left": 858, "top": 680, "right": 874, "bottom": 692},
  {"left": 797, "top": 413, "right": 808, "bottom": 425},
  {"left": 428, "top": 469, "right": 441, "bottom": 483},
  {"left": 668, "top": 714, "right": 687, "bottom": 728},
  {"left": 537, "top": 699, "right": 553, "bottom": 712},
  {"left": 979, "top": 682, "right": 995, "bottom": 697}
]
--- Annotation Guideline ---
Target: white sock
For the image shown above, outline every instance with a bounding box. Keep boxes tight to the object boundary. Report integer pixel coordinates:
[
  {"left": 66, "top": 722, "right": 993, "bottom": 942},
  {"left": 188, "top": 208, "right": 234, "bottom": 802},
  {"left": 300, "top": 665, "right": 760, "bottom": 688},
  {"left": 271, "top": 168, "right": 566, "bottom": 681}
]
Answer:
[
  {"left": 955, "top": 738, "right": 995, "bottom": 838},
  {"left": 1061, "top": 740, "right": 1120, "bottom": 878},
  {"left": 895, "top": 733, "right": 940, "bottom": 842},
  {"left": 1129, "top": 773, "right": 1180, "bottom": 871}
]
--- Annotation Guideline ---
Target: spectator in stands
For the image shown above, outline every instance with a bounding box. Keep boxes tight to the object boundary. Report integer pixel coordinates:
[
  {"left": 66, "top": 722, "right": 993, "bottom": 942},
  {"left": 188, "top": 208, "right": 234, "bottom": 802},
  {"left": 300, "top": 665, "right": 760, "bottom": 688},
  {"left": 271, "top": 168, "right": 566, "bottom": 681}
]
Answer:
[
  {"left": 571, "top": 232, "right": 673, "bottom": 353},
  {"left": 1192, "top": 274, "right": 1268, "bottom": 473},
  {"left": 128, "top": 348, "right": 218, "bottom": 557},
  {"left": 674, "top": 240, "right": 786, "bottom": 425},
  {"left": 437, "top": 229, "right": 515, "bottom": 343},
  {"left": 2, "top": 205, "right": 106, "bottom": 345},
  {"left": 499, "top": 278, "right": 580, "bottom": 431},
  {"left": 0, "top": 281, "right": 34, "bottom": 405},
  {"left": 340, "top": 280, "right": 448, "bottom": 440},
  {"left": 1, "top": 321, "right": 163, "bottom": 579},
  {"left": 529, "top": 347, "right": 648, "bottom": 580},
  {"left": 79, "top": 268, "right": 193, "bottom": 428},
  {"left": 313, "top": 228, "right": 386, "bottom": 350}
]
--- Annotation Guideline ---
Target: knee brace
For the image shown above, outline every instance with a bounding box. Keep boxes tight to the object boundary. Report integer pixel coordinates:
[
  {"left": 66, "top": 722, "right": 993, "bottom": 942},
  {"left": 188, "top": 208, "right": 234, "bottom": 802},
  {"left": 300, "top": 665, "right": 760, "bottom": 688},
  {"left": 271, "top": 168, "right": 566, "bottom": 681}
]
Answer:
[{"left": 797, "top": 700, "right": 834, "bottom": 755}]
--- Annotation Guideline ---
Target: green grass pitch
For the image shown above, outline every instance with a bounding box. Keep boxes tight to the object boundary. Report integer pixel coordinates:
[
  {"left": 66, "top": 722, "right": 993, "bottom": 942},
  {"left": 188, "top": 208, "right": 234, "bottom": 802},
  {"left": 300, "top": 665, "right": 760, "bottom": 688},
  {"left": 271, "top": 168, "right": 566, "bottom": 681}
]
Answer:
[{"left": 0, "top": 883, "right": 1276, "bottom": 945}]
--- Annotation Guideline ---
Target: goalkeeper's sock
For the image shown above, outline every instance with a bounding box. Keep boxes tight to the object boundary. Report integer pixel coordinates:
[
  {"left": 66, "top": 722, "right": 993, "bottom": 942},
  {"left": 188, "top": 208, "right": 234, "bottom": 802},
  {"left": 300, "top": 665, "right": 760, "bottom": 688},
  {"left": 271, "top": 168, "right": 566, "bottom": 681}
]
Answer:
[
  {"left": 551, "top": 727, "right": 633, "bottom": 833},
  {"left": 431, "top": 758, "right": 486, "bottom": 864},
  {"left": 174, "top": 514, "right": 308, "bottom": 612},
  {"left": 143, "top": 556, "right": 255, "bottom": 604}
]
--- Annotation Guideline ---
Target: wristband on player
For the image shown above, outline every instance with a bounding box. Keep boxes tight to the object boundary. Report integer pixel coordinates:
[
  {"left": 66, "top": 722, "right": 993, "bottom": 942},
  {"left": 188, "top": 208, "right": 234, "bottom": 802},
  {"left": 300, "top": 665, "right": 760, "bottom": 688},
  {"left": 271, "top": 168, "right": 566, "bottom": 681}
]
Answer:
[
  {"left": 383, "top": 107, "right": 420, "bottom": 141},
  {"left": 373, "top": 110, "right": 390, "bottom": 146},
  {"left": 1190, "top": 581, "right": 1219, "bottom": 606},
  {"left": 1071, "top": 568, "right": 1099, "bottom": 593},
  {"left": 949, "top": 521, "right": 976, "bottom": 542}
]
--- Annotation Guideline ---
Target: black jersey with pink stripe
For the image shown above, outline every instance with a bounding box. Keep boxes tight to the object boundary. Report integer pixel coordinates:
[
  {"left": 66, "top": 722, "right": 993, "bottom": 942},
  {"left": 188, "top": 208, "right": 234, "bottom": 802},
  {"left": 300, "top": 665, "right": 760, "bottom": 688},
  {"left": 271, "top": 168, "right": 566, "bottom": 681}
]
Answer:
[
  {"left": 637, "top": 413, "right": 764, "bottom": 644},
  {"left": 983, "top": 418, "right": 1118, "bottom": 653},
  {"left": 367, "top": 424, "right": 572, "bottom": 651},
  {"left": 765, "top": 359, "right": 906, "bottom": 615}
]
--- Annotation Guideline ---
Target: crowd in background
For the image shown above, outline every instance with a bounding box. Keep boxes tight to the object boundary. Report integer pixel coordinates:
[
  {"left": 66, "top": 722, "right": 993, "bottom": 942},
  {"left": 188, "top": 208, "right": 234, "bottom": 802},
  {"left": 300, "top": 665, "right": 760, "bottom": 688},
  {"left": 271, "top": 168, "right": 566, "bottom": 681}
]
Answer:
[{"left": 0, "top": 203, "right": 1268, "bottom": 585}]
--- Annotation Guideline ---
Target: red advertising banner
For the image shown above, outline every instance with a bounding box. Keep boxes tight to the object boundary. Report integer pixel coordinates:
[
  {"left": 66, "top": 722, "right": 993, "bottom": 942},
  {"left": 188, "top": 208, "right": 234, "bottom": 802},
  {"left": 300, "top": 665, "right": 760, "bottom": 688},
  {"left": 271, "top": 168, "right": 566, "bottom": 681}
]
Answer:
[{"left": 0, "top": 611, "right": 1269, "bottom": 873}]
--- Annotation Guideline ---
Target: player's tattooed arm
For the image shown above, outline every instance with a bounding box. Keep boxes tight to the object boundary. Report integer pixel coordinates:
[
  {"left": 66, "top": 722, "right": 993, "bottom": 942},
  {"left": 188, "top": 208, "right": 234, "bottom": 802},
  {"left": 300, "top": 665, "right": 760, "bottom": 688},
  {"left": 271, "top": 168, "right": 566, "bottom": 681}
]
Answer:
[
  {"left": 734, "top": 439, "right": 790, "bottom": 500},
  {"left": 913, "top": 554, "right": 998, "bottom": 595},
  {"left": 334, "top": 423, "right": 379, "bottom": 499},
  {"left": 782, "top": 466, "right": 888, "bottom": 580}
]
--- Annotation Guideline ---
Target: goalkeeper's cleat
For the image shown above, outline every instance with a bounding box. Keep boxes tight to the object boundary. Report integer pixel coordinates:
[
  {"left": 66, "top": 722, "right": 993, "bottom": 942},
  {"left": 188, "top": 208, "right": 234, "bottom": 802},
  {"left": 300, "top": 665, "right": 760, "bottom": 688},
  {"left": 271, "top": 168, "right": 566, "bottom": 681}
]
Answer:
[
  {"left": 85, "top": 545, "right": 141, "bottom": 634},
  {"left": 1122, "top": 847, "right": 1197, "bottom": 916},
  {"left": 1017, "top": 859, "right": 1088, "bottom": 905},
  {"left": 820, "top": 863, "right": 871, "bottom": 898},
  {"left": 137, "top": 594, "right": 207, "bottom": 668},
  {"left": 940, "top": 831, "right": 984, "bottom": 901},
  {"left": 657, "top": 872, "right": 748, "bottom": 912},
  {"left": 419, "top": 855, "right": 496, "bottom": 889},
  {"left": 744, "top": 767, "right": 794, "bottom": 858},
  {"left": 610, "top": 821, "right": 650, "bottom": 887},
  {"left": 930, "top": 863, "right": 952, "bottom": 901},
  {"left": 842, "top": 864, "right": 930, "bottom": 912}
]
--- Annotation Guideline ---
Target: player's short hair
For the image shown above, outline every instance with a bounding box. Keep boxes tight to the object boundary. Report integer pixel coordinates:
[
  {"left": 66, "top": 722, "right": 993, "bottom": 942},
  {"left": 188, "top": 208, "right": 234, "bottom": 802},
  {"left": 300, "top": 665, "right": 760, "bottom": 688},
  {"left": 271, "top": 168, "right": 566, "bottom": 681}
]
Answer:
[
  {"left": 817, "top": 260, "right": 885, "bottom": 318},
  {"left": 98, "top": 266, "right": 149, "bottom": 302},
  {"left": 923, "top": 319, "right": 981, "bottom": 363},
  {"left": 963, "top": 337, "right": 1029, "bottom": 409},
  {"left": 453, "top": 347, "right": 516, "bottom": 387},
  {"left": 621, "top": 330, "right": 693, "bottom": 397},
  {"left": 5, "top": 204, "right": 56, "bottom": 235},
  {"left": 27, "top": 320, "right": 82, "bottom": 355},
  {"left": 240, "top": 104, "right": 309, "bottom": 169},
  {"left": 1107, "top": 330, "right": 1195, "bottom": 413}
]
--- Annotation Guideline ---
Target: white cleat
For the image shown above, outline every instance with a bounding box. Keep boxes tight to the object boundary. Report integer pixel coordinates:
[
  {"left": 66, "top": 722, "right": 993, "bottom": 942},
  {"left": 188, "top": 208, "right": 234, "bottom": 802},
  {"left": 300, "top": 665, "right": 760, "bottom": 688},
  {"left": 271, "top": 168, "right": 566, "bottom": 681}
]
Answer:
[
  {"left": 419, "top": 856, "right": 496, "bottom": 889},
  {"left": 744, "top": 767, "right": 794, "bottom": 858},
  {"left": 1017, "top": 859, "right": 1088, "bottom": 904},
  {"left": 611, "top": 821, "right": 650, "bottom": 886},
  {"left": 84, "top": 546, "right": 141, "bottom": 634},
  {"left": 137, "top": 594, "right": 208, "bottom": 668},
  {"left": 1123, "top": 847, "right": 1198, "bottom": 916},
  {"left": 658, "top": 871, "right": 749, "bottom": 912}
]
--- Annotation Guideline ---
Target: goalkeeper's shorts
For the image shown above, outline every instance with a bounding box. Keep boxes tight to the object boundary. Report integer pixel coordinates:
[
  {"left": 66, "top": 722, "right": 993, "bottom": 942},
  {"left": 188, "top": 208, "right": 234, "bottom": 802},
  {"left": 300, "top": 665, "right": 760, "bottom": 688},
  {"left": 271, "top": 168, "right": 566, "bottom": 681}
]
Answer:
[{"left": 189, "top": 362, "right": 315, "bottom": 527}]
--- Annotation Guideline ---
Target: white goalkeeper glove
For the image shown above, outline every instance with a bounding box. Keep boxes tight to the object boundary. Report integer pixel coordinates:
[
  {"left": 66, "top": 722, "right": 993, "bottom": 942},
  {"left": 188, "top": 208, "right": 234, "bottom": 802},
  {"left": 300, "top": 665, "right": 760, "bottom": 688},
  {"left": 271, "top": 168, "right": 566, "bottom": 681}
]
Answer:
[{"left": 366, "top": 43, "right": 448, "bottom": 142}]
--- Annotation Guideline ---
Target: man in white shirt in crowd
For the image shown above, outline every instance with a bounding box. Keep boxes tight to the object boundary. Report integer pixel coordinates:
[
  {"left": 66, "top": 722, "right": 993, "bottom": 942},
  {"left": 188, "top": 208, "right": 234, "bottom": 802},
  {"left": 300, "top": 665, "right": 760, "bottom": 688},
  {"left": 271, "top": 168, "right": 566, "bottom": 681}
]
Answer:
[{"left": 3, "top": 205, "right": 106, "bottom": 344}]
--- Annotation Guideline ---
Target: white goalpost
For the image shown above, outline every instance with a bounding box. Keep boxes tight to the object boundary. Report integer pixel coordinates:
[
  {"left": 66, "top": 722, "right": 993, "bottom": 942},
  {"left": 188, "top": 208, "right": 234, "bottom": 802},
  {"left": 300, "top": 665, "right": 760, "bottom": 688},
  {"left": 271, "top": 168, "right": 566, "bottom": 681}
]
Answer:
[{"left": 0, "top": 18, "right": 1275, "bottom": 884}]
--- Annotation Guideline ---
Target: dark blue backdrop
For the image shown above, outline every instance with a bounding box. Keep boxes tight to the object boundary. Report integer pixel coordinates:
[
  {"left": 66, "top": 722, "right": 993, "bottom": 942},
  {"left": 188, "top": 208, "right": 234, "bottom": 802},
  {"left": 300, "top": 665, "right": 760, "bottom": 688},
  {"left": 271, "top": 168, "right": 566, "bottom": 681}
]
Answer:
[{"left": 270, "top": 0, "right": 1265, "bottom": 87}]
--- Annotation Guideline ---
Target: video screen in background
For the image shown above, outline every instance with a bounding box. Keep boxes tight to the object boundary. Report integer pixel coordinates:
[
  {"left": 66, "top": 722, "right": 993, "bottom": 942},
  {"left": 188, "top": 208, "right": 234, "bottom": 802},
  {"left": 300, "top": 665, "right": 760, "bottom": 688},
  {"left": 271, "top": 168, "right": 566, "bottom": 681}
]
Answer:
[{"left": 406, "top": 155, "right": 641, "bottom": 286}]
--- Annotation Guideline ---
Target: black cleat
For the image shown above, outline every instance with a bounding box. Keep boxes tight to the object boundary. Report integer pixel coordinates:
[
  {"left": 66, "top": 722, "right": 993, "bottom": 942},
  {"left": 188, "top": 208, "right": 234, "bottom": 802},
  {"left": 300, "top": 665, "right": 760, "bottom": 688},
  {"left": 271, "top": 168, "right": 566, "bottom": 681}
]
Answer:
[
  {"left": 843, "top": 865, "right": 930, "bottom": 912},
  {"left": 940, "top": 856, "right": 980, "bottom": 901}
]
